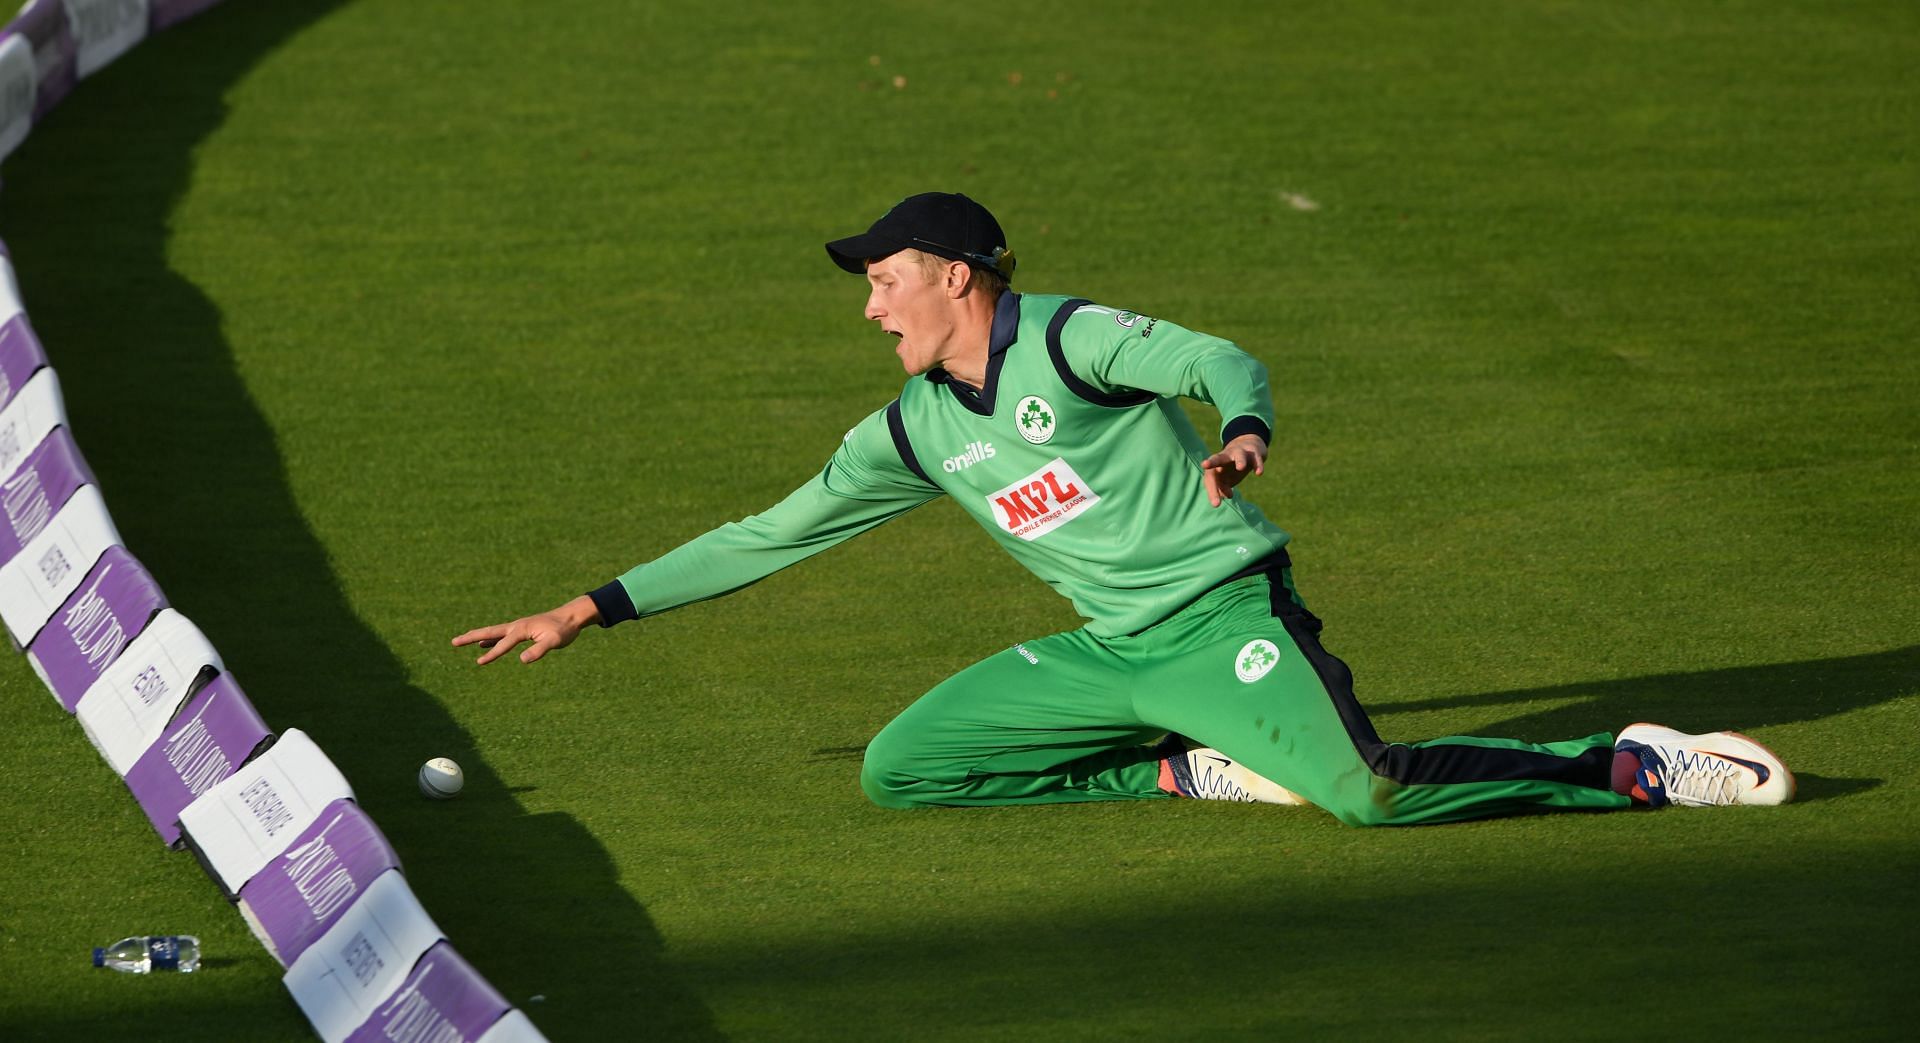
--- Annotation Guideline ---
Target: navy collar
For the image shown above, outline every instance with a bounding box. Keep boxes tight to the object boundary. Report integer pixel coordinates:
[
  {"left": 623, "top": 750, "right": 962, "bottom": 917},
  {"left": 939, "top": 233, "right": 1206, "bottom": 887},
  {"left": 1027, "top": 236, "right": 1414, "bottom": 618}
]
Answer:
[
  {"left": 988, "top": 289, "right": 1020, "bottom": 356},
  {"left": 925, "top": 292, "right": 1019, "bottom": 416}
]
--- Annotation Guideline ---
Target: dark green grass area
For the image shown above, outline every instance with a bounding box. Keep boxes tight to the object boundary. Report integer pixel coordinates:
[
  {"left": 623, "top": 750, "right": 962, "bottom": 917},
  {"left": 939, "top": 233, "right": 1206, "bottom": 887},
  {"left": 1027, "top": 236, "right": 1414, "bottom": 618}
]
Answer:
[{"left": 0, "top": 0, "right": 1915, "bottom": 1038}]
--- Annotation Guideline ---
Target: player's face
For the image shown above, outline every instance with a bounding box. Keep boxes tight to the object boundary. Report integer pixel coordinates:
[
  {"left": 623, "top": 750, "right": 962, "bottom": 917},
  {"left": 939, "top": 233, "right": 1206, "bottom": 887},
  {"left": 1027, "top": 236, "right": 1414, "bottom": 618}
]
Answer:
[{"left": 864, "top": 251, "right": 958, "bottom": 376}]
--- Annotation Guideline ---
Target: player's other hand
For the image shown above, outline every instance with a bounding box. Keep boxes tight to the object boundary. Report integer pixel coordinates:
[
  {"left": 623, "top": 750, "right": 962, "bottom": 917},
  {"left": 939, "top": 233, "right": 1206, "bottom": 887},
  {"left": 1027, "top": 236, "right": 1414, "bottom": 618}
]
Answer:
[
  {"left": 452, "top": 595, "right": 600, "bottom": 665},
  {"left": 1201, "top": 433, "right": 1268, "bottom": 508}
]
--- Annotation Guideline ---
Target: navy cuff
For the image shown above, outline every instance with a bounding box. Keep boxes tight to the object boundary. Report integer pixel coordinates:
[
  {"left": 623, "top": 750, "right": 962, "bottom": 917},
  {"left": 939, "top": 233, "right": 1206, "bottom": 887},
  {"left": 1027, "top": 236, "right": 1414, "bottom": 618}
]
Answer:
[
  {"left": 587, "top": 580, "right": 637, "bottom": 627},
  {"left": 1222, "top": 415, "right": 1271, "bottom": 445}
]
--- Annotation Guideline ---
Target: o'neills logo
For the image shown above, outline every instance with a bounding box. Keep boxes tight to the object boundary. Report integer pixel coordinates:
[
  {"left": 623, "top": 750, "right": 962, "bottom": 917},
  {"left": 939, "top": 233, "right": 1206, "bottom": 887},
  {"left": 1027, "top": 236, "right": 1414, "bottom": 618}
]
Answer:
[
  {"left": 988, "top": 458, "right": 1099, "bottom": 541},
  {"left": 942, "top": 440, "right": 996, "bottom": 473}
]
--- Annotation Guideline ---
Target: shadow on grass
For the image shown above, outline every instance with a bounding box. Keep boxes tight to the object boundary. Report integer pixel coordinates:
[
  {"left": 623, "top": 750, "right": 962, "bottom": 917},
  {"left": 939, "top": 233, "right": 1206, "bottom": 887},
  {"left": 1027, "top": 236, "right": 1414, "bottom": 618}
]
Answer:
[
  {"left": 667, "top": 845, "right": 1915, "bottom": 1039},
  {"left": 1369, "top": 643, "right": 1920, "bottom": 785},
  {"left": 0, "top": 2, "right": 715, "bottom": 1038},
  {"left": 1790, "top": 772, "right": 1881, "bottom": 802}
]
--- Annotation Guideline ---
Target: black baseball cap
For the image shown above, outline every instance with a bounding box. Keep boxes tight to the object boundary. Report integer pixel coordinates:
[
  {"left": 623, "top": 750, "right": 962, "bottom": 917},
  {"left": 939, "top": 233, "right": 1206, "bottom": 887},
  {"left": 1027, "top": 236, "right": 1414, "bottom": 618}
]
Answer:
[{"left": 825, "top": 192, "right": 1016, "bottom": 280}]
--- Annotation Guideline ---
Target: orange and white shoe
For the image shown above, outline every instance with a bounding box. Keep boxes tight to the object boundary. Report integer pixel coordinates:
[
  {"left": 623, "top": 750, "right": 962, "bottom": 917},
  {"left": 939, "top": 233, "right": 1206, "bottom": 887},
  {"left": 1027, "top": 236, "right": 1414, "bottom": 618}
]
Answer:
[
  {"left": 1614, "top": 723, "right": 1795, "bottom": 808},
  {"left": 1156, "top": 737, "right": 1309, "bottom": 806}
]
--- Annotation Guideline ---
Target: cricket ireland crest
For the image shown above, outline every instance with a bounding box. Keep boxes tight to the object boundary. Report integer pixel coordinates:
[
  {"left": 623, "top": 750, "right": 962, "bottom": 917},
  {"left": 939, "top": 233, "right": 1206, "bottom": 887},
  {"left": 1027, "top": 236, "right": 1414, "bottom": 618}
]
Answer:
[
  {"left": 1015, "top": 395, "right": 1056, "bottom": 445},
  {"left": 1235, "top": 639, "right": 1280, "bottom": 683}
]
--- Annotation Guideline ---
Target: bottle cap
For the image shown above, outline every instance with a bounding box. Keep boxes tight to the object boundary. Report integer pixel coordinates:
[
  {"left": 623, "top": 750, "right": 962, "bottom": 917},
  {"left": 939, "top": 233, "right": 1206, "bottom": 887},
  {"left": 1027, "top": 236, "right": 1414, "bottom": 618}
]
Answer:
[{"left": 92, "top": 948, "right": 105, "bottom": 966}]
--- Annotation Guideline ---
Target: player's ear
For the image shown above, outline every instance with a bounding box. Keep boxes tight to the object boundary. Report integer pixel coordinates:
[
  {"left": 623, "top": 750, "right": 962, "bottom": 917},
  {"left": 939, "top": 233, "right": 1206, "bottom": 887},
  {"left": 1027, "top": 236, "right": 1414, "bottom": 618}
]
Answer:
[{"left": 944, "top": 260, "right": 973, "bottom": 299}]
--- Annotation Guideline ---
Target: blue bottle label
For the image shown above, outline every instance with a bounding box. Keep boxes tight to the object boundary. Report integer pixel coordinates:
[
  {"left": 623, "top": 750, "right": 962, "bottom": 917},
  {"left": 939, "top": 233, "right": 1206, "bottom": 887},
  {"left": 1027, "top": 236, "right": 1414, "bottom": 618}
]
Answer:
[{"left": 149, "top": 937, "right": 179, "bottom": 971}]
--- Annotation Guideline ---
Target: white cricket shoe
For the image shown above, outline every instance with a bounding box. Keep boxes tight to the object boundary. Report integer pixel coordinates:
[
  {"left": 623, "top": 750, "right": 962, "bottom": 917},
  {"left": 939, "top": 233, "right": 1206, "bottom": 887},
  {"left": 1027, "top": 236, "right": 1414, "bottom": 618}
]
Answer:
[
  {"left": 1614, "top": 723, "right": 1795, "bottom": 808},
  {"left": 1158, "top": 737, "right": 1309, "bottom": 806}
]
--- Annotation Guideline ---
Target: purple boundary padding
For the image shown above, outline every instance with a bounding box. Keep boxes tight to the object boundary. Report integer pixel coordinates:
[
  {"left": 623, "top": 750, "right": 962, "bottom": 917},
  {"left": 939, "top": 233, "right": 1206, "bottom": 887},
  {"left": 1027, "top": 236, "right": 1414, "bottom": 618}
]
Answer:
[
  {"left": 0, "top": 313, "right": 50, "bottom": 411},
  {"left": 6, "top": 0, "right": 77, "bottom": 120},
  {"left": 237, "top": 798, "right": 403, "bottom": 967},
  {"left": 27, "top": 544, "right": 166, "bottom": 710},
  {"left": 0, "top": 425, "right": 94, "bottom": 560},
  {"left": 2, "top": 8, "right": 531, "bottom": 1034},
  {"left": 343, "top": 941, "right": 514, "bottom": 1043},
  {"left": 124, "top": 672, "right": 271, "bottom": 846},
  {"left": 150, "top": 0, "right": 227, "bottom": 33}
]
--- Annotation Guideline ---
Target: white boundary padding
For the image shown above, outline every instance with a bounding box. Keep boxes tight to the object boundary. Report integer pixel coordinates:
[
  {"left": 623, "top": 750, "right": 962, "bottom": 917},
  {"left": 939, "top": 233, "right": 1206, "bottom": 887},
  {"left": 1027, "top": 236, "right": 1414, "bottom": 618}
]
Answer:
[
  {"left": 74, "top": 607, "right": 219, "bottom": 771},
  {"left": 0, "top": 249, "right": 26, "bottom": 331},
  {"left": 0, "top": 367, "right": 66, "bottom": 482},
  {"left": 0, "top": 31, "right": 34, "bottom": 164},
  {"left": 0, "top": 481, "right": 117, "bottom": 644},
  {"left": 179, "top": 728, "right": 355, "bottom": 895},
  {"left": 477, "top": 1010, "right": 550, "bottom": 1043},
  {"left": 285, "top": 868, "right": 445, "bottom": 1043},
  {"left": 61, "top": 0, "right": 147, "bottom": 79}
]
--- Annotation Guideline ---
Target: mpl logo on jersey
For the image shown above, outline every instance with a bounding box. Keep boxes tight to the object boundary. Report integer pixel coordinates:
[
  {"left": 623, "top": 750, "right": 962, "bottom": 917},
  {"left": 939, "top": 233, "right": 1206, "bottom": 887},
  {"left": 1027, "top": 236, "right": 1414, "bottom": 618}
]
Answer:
[{"left": 987, "top": 458, "right": 1100, "bottom": 541}]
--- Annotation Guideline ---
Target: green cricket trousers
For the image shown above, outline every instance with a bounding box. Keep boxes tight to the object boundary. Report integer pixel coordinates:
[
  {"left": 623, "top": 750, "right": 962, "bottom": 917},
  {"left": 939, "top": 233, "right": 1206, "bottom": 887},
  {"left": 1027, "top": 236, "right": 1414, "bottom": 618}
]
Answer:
[{"left": 860, "top": 556, "right": 1631, "bottom": 825}]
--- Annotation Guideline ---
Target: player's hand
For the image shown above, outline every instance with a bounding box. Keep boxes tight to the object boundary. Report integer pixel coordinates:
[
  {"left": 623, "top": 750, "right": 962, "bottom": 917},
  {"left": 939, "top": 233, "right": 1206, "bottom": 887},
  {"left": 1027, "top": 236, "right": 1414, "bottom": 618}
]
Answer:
[
  {"left": 1201, "top": 433, "right": 1268, "bottom": 507},
  {"left": 452, "top": 595, "right": 600, "bottom": 665}
]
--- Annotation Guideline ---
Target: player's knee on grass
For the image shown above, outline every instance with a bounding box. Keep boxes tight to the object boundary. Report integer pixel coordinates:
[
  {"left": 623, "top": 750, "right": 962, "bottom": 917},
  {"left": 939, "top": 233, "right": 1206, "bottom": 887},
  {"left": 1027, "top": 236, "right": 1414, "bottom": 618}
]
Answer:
[
  {"left": 1303, "top": 774, "right": 1400, "bottom": 828},
  {"left": 859, "top": 761, "right": 921, "bottom": 809},
  {"left": 859, "top": 731, "right": 940, "bottom": 809},
  {"left": 1325, "top": 799, "right": 1394, "bottom": 828}
]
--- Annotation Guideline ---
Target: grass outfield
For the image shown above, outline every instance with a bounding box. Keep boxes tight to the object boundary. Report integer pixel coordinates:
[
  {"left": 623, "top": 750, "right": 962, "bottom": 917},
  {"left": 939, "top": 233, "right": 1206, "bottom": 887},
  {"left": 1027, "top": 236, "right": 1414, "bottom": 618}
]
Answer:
[{"left": 1, "top": 0, "right": 1915, "bottom": 1038}]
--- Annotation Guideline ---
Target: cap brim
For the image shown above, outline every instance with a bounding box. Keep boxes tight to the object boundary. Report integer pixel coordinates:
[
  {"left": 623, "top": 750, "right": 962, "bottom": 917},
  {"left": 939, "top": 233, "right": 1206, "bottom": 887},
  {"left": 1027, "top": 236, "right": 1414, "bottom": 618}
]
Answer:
[{"left": 825, "top": 232, "right": 909, "bottom": 274}]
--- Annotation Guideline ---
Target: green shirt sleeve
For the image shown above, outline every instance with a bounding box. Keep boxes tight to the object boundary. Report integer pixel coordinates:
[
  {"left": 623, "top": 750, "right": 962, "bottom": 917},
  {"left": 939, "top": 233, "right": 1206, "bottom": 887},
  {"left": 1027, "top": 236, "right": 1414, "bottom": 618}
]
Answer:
[
  {"left": 613, "top": 405, "right": 942, "bottom": 618},
  {"left": 1058, "top": 305, "right": 1274, "bottom": 443}
]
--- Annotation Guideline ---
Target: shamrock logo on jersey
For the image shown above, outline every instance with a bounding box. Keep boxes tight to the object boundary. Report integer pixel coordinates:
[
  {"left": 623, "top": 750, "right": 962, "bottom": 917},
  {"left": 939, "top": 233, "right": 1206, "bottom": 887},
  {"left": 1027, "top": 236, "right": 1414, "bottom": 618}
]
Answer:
[
  {"left": 1235, "top": 639, "right": 1280, "bottom": 683},
  {"left": 1016, "top": 395, "right": 1056, "bottom": 445}
]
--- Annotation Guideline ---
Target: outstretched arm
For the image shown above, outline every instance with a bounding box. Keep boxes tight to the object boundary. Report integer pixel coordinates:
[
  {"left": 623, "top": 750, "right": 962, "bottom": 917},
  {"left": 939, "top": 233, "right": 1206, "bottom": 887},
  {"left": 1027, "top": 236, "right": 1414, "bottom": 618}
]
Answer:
[
  {"left": 452, "top": 594, "right": 600, "bottom": 665},
  {"left": 451, "top": 403, "right": 940, "bottom": 666}
]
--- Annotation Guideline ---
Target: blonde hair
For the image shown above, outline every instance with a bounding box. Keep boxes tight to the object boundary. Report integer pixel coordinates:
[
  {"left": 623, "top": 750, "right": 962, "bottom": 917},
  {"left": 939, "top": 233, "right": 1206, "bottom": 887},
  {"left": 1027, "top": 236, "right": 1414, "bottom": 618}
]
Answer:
[{"left": 903, "top": 248, "right": 1009, "bottom": 300}]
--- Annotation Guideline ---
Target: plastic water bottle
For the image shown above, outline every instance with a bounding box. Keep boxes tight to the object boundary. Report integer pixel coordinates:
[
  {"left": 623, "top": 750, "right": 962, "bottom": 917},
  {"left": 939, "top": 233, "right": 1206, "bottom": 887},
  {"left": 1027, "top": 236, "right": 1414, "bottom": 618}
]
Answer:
[{"left": 92, "top": 935, "right": 201, "bottom": 974}]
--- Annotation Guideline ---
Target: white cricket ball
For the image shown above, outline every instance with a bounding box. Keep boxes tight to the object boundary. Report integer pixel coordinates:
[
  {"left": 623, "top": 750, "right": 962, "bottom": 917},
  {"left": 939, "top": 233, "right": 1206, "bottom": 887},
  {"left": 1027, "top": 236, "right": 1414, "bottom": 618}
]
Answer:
[{"left": 418, "top": 757, "right": 464, "bottom": 799}]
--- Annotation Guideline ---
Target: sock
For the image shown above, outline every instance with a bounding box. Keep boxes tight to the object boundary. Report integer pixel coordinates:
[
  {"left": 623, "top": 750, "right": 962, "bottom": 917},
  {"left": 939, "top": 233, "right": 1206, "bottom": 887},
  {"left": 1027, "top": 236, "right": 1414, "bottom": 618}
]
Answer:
[
  {"left": 1157, "top": 756, "right": 1183, "bottom": 796},
  {"left": 1613, "top": 749, "right": 1660, "bottom": 805}
]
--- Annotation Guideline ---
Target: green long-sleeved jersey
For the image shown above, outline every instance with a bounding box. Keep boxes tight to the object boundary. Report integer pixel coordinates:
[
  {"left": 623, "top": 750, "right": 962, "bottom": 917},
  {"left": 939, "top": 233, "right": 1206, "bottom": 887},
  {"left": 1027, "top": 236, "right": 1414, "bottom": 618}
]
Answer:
[{"left": 595, "top": 292, "right": 1290, "bottom": 638}]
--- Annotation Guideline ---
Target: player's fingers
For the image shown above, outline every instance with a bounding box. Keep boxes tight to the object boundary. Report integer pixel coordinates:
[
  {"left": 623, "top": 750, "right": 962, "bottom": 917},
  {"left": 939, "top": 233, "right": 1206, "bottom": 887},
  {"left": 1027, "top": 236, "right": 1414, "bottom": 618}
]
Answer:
[
  {"left": 473, "top": 626, "right": 526, "bottom": 665},
  {"left": 1203, "top": 470, "right": 1225, "bottom": 507},
  {"left": 451, "top": 623, "right": 508, "bottom": 647},
  {"left": 529, "top": 623, "right": 579, "bottom": 661},
  {"left": 520, "top": 633, "right": 558, "bottom": 664}
]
